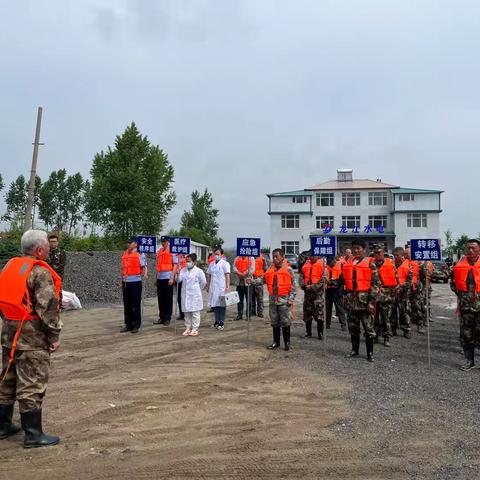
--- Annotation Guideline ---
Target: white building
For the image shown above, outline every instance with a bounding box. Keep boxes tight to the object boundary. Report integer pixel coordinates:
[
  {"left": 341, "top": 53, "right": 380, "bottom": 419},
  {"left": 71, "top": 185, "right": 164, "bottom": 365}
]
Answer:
[{"left": 267, "top": 169, "right": 443, "bottom": 254}]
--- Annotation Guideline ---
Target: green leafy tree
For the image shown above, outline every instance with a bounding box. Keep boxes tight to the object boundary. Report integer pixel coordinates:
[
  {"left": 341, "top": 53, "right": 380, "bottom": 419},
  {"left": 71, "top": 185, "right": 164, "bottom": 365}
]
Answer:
[
  {"left": 86, "top": 123, "right": 176, "bottom": 238},
  {"left": 2, "top": 175, "right": 41, "bottom": 229},
  {"left": 444, "top": 229, "right": 454, "bottom": 257},
  {"left": 0, "top": 173, "right": 4, "bottom": 192},
  {"left": 178, "top": 189, "right": 223, "bottom": 247},
  {"left": 454, "top": 234, "right": 470, "bottom": 257}
]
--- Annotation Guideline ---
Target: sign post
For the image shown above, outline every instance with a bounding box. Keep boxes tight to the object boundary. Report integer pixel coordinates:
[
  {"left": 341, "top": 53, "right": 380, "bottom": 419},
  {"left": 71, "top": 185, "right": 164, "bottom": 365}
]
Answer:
[
  {"left": 236, "top": 238, "right": 261, "bottom": 344},
  {"left": 411, "top": 238, "right": 441, "bottom": 368},
  {"left": 310, "top": 236, "right": 337, "bottom": 353},
  {"left": 137, "top": 235, "right": 157, "bottom": 320},
  {"left": 169, "top": 237, "right": 191, "bottom": 336}
]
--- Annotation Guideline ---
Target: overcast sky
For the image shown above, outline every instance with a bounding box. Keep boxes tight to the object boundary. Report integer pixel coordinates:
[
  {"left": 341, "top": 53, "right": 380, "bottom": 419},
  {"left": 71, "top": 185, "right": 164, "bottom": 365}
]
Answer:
[{"left": 1, "top": 0, "right": 479, "bottom": 246}]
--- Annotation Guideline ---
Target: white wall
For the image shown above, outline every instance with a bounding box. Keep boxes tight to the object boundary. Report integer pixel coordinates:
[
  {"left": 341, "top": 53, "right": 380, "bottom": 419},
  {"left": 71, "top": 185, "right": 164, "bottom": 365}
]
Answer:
[
  {"left": 269, "top": 195, "right": 312, "bottom": 213},
  {"left": 393, "top": 212, "right": 441, "bottom": 248},
  {"left": 269, "top": 213, "right": 312, "bottom": 252},
  {"left": 393, "top": 193, "right": 441, "bottom": 211}
]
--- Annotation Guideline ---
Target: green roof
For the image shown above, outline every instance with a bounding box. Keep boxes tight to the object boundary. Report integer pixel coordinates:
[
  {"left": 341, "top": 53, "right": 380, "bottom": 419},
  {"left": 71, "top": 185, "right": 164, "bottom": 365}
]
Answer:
[
  {"left": 267, "top": 190, "right": 313, "bottom": 197},
  {"left": 391, "top": 188, "right": 443, "bottom": 194}
]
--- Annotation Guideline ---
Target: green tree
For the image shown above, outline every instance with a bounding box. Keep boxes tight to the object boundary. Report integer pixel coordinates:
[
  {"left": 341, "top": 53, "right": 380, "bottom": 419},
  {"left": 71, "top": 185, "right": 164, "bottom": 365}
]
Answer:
[
  {"left": 178, "top": 189, "right": 223, "bottom": 247},
  {"left": 454, "top": 234, "right": 470, "bottom": 257},
  {"left": 86, "top": 123, "right": 176, "bottom": 238},
  {"left": 0, "top": 173, "right": 4, "bottom": 192},
  {"left": 444, "top": 229, "right": 454, "bottom": 257}
]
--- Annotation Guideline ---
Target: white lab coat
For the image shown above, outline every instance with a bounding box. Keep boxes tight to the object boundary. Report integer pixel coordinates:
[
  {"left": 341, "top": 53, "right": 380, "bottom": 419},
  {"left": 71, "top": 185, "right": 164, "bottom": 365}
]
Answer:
[
  {"left": 207, "top": 259, "right": 231, "bottom": 307},
  {"left": 179, "top": 266, "right": 207, "bottom": 313}
]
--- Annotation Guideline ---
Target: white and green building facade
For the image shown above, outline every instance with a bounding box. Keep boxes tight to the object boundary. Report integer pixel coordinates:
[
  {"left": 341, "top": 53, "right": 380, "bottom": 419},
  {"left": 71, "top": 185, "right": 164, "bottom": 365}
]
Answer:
[{"left": 267, "top": 169, "right": 443, "bottom": 255}]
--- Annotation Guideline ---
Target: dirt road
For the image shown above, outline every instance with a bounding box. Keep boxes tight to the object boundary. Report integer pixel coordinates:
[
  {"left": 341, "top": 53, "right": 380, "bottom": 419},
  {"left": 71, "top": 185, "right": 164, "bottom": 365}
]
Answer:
[{"left": 1, "top": 284, "right": 479, "bottom": 479}]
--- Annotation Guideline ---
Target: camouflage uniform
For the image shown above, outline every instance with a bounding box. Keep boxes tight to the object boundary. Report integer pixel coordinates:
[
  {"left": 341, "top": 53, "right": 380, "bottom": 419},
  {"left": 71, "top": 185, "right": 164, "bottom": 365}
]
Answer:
[
  {"left": 395, "top": 262, "right": 413, "bottom": 335},
  {"left": 47, "top": 248, "right": 67, "bottom": 279},
  {"left": 374, "top": 260, "right": 399, "bottom": 341},
  {"left": 0, "top": 263, "right": 62, "bottom": 413},
  {"left": 410, "top": 265, "right": 427, "bottom": 330},
  {"left": 299, "top": 267, "right": 325, "bottom": 338},
  {"left": 252, "top": 257, "right": 267, "bottom": 317}
]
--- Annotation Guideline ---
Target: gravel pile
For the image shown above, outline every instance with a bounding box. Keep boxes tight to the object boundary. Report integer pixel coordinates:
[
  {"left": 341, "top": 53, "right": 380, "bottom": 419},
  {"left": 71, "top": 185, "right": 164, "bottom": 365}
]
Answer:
[{"left": 63, "top": 251, "right": 158, "bottom": 307}]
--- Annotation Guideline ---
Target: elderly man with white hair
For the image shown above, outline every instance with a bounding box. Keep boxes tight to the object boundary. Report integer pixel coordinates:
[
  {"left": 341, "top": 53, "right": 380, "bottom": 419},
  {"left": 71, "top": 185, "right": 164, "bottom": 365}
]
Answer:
[{"left": 0, "top": 229, "right": 63, "bottom": 448}]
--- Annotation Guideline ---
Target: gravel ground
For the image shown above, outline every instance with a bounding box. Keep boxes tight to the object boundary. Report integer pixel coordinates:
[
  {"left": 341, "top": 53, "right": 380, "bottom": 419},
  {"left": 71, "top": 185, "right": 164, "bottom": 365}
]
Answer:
[{"left": 278, "top": 283, "right": 480, "bottom": 480}]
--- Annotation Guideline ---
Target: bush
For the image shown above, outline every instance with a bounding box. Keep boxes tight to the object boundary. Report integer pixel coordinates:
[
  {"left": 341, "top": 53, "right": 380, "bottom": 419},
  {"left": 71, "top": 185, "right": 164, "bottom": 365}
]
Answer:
[{"left": 0, "top": 232, "right": 22, "bottom": 267}]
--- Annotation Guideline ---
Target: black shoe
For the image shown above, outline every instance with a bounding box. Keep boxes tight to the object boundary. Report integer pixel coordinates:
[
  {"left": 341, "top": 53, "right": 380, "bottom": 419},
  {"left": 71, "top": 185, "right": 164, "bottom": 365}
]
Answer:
[
  {"left": 326, "top": 324, "right": 331, "bottom": 329},
  {"left": 417, "top": 327, "right": 425, "bottom": 334},
  {"left": 367, "top": 354, "right": 374, "bottom": 362},
  {"left": 21, "top": 410, "right": 59, "bottom": 449},
  {"left": 318, "top": 333, "right": 323, "bottom": 340},
  {"left": 392, "top": 330, "right": 397, "bottom": 337},
  {"left": 403, "top": 331, "right": 411, "bottom": 339},
  {"left": 346, "top": 351, "right": 359, "bottom": 358},
  {"left": 257, "top": 313, "right": 264, "bottom": 318},
  {"left": 341, "top": 324, "right": 347, "bottom": 332},
  {"left": 284, "top": 342, "right": 290, "bottom": 351},
  {"left": 384, "top": 338, "right": 391, "bottom": 347},
  {"left": 282, "top": 326, "right": 291, "bottom": 351},
  {"left": 302, "top": 333, "right": 312, "bottom": 338},
  {"left": 366, "top": 337, "right": 374, "bottom": 362},
  {"left": 461, "top": 347, "right": 475, "bottom": 371},
  {"left": 0, "top": 405, "right": 21, "bottom": 440},
  {"left": 131, "top": 328, "right": 139, "bottom": 334},
  {"left": 162, "top": 320, "right": 171, "bottom": 326},
  {"left": 120, "top": 326, "right": 131, "bottom": 333},
  {"left": 267, "top": 342, "right": 280, "bottom": 350},
  {"left": 153, "top": 319, "right": 163, "bottom": 325},
  {"left": 235, "top": 315, "right": 243, "bottom": 321}
]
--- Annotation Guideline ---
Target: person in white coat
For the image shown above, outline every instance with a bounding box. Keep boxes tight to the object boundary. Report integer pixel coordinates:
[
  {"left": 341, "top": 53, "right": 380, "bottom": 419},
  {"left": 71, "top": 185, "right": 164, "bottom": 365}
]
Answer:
[
  {"left": 178, "top": 253, "right": 207, "bottom": 336},
  {"left": 207, "top": 248, "right": 231, "bottom": 330}
]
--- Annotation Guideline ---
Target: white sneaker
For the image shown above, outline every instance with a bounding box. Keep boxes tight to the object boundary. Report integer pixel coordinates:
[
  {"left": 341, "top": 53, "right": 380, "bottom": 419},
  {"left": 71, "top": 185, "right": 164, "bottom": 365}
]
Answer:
[{"left": 217, "top": 325, "right": 224, "bottom": 330}]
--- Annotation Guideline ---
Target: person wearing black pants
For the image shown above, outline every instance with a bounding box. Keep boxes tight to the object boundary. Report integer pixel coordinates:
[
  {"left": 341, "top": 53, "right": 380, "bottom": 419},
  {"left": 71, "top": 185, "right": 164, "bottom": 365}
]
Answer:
[
  {"left": 121, "top": 238, "right": 145, "bottom": 334},
  {"left": 325, "top": 286, "right": 347, "bottom": 330},
  {"left": 154, "top": 236, "right": 176, "bottom": 326}
]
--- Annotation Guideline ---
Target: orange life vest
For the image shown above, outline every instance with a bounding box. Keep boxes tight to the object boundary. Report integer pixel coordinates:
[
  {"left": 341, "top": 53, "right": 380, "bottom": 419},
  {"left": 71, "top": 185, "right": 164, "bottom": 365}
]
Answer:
[
  {"left": 178, "top": 255, "right": 187, "bottom": 269},
  {"left": 122, "top": 251, "right": 142, "bottom": 276},
  {"left": 378, "top": 258, "right": 397, "bottom": 287},
  {"left": 265, "top": 265, "right": 292, "bottom": 297},
  {"left": 396, "top": 260, "right": 411, "bottom": 286},
  {"left": 301, "top": 260, "right": 325, "bottom": 285},
  {"left": 254, "top": 257, "right": 265, "bottom": 277},
  {"left": 328, "top": 261, "right": 343, "bottom": 282},
  {"left": 343, "top": 257, "right": 373, "bottom": 292},
  {"left": 453, "top": 256, "right": 480, "bottom": 293},
  {"left": 235, "top": 257, "right": 250, "bottom": 275},
  {"left": 208, "top": 255, "right": 215, "bottom": 264},
  {"left": 157, "top": 248, "right": 173, "bottom": 272},
  {"left": 0, "top": 257, "right": 62, "bottom": 380},
  {"left": 410, "top": 260, "right": 420, "bottom": 285}
]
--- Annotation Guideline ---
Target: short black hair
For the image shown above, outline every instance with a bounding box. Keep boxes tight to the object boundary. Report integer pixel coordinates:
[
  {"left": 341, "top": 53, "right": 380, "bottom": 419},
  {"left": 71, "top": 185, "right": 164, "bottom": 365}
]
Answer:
[
  {"left": 48, "top": 233, "right": 59, "bottom": 240},
  {"left": 393, "top": 247, "right": 404, "bottom": 254},
  {"left": 214, "top": 247, "right": 224, "bottom": 255},
  {"left": 186, "top": 253, "right": 197, "bottom": 262},
  {"left": 467, "top": 238, "right": 480, "bottom": 246},
  {"left": 272, "top": 248, "right": 285, "bottom": 257},
  {"left": 351, "top": 239, "right": 367, "bottom": 249}
]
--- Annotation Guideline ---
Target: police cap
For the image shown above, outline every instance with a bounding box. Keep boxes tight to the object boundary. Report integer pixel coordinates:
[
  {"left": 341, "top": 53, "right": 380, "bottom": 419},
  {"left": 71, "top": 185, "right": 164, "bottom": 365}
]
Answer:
[{"left": 127, "top": 236, "right": 137, "bottom": 244}]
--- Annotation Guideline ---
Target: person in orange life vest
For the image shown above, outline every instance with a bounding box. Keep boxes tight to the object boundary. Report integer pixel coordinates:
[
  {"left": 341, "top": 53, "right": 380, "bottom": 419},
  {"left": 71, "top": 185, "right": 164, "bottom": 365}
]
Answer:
[
  {"left": 337, "top": 239, "right": 381, "bottom": 362},
  {"left": 404, "top": 247, "right": 427, "bottom": 334},
  {"left": 0, "top": 230, "right": 62, "bottom": 448},
  {"left": 232, "top": 254, "right": 255, "bottom": 320},
  {"left": 175, "top": 254, "right": 188, "bottom": 321},
  {"left": 373, "top": 246, "right": 399, "bottom": 347},
  {"left": 120, "top": 237, "right": 145, "bottom": 334},
  {"left": 265, "top": 248, "right": 297, "bottom": 351},
  {"left": 450, "top": 239, "right": 480, "bottom": 371},
  {"left": 251, "top": 254, "right": 268, "bottom": 318},
  {"left": 393, "top": 247, "right": 413, "bottom": 338},
  {"left": 325, "top": 256, "right": 347, "bottom": 331},
  {"left": 154, "top": 236, "right": 177, "bottom": 326},
  {"left": 299, "top": 255, "right": 326, "bottom": 339}
]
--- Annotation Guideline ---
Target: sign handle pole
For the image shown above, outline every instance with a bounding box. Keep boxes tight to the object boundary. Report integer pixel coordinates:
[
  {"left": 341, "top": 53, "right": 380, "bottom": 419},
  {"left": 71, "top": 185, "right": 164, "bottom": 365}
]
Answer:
[
  {"left": 426, "top": 269, "right": 431, "bottom": 368},
  {"left": 247, "top": 283, "right": 251, "bottom": 344},
  {"left": 174, "top": 278, "right": 178, "bottom": 336},
  {"left": 323, "top": 258, "right": 327, "bottom": 354}
]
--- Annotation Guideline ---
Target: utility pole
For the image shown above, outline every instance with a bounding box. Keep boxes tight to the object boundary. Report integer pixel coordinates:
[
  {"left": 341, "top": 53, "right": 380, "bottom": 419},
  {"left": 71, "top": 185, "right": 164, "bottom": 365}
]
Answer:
[{"left": 24, "top": 106, "right": 44, "bottom": 232}]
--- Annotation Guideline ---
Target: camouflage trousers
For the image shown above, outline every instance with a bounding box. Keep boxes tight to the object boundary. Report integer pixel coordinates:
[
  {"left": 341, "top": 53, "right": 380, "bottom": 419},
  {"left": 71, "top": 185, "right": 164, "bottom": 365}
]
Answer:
[
  {"left": 396, "top": 293, "right": 411, "bottom": 332},
  {"left": 303, "top": 289, "right": 324, "bottom": 323},
  {"left": 0, "top": 348, "right": 51, "bottom": 413},
  {"left": 410, "top": 289, "right": 426, "bottom": 327},
  {"left": 348, "top": 309, "right": 376, "bottom": 339},
  {"left": 374, "top": 302, "right": 393, "bottom": 339},
  {"left": 252, "top": 284, "right": 264, "bottom": 316},
  {"left": 269, "top": 303, "right": 292, "bottom": 328},
  {"left": 459, "top": 311, "right": 480, "bottom": 348}
]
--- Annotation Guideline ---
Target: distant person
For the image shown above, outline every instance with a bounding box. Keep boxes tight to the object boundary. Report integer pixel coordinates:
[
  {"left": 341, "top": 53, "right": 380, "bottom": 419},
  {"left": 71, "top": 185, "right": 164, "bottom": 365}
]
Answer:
[
  {"left": 325, "top": 256, "right": 347, "bottom": 331},
  {"left": 47, "top": 233, "right": 67, "bottom": 279},
  {"left": 207, "top": 248, "right": 231, "bottom": 330},
  {"left": 176, "top": 254, "right": 187, "bottom": 321},
  {"left": 232, "top": 254, "right": 255, "bottom": 320},
  {"left": 251, "top": 254, "right": 267, "bottom": 318},
  {"left": 265, "top": 248, "right": 297, "bottom": 351},
  {"left": 393, "top": 247, "right": 413, "bottom": 338},
  {"left": 154, "top": 236, "right": 176, "bottom": 326},
  {"left": 450, "top": 239, "right": 480, "bottom": 371},
  {"left": 178, "top": 254, "right": 207, "bottom": 336},
  {"left": 0, "top": 230, "right": 62, "bottom": 448},
  {"left": 120, "top": 237, "right": 145, "bottom": 334}
]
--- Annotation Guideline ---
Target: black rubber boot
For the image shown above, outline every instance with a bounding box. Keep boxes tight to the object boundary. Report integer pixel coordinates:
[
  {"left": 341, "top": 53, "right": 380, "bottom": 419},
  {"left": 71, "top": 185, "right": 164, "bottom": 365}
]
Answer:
[
  {"left": 346, "top": 334, "right": 360, "bottom": 358},
  {"left": 366, "top": 337, "right": 374, "bottom": 362},
  {"left": 21, "top": 410, "right": 60, "bottom": 448},
  {"left": 383, "top": 337, "right": 391, "bottom": 347},
  {"left": 317, "top": 321, "right": 324, "bottom": 340},
  {"left": 267, "top": 327, "right": 281, "bottom": 349},
  {"left": 303, "top": 320, "right": 312, "bottom": 338},
  {"left": 0, "top": 404, "right": 21, "bottom": 440},
  {"left": 460, "top": 346, "right": 475, "bottom": 371},
  {"left": 282, "top": 326, "right": 291, "bottom": 351}
]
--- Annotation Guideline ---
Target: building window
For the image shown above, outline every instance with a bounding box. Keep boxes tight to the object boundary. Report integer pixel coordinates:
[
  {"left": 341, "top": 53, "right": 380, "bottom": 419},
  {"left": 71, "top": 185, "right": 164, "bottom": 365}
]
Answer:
[
  {"left": 292, "top": 196, "right": 307, "bottom": 203},
  {"left": 368, "top": 192, "right": 387, "bottom": 206},
  {"left": 368, "top": 215, "right": 388, "bottom": 229},
  {"left": 316, "top": 216, "right": 334, "bottom": 229},
  {"left": 281, "top": 215, "right": 299, "bottom": 229},
  {"left": 342, "top": 216, "right": 361, "bottom": 228},
  {"left": 281, "top": 241, "right": 299, "bottom": 255},
  {"left": 316, "top": 192, "right": 334, "bottom": 206},
  {"left": 399, "top": 193, "right": 415, "bottom": 201},
  {"left": 407, "top": 213, "right": 427, "bottom": 228},
  {"left": 342, "top": 192, "right": 360, "bottom": 206}
]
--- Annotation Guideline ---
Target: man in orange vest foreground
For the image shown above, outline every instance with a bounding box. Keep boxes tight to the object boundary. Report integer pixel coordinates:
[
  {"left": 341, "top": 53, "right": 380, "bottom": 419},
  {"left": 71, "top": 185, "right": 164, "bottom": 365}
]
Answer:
[
  {"left": 299, "top": 255, "right": 326, "bottom": 339},
  {"left": 337, "top": 239, "right": 380, "bottom": 362},
  {"left": 451, "top": 239, "right": 480, "bottom": 371},
  {"left": 154, "top": 236, "right": 177, "bottom": 326},
  {"left": 252, "top": 254, "right": 268, "bottom": 318},
  {"left": 265, "top": 248, "right": 297, "bottom": 351},
  {"left": 373, "top": 246, "right": 399, "bottom": 347},
  {"left": 120, "top": 237, "right": 146, "bottom": 334},
  {"left": 393, "top": 247, "right": 413, "bottom": 338},
  {"left": 0, "top": 230, "right": 62, "bottom": 448},
  {"left": 325, "top": 256, "right": 347, "bottom": 331},
  {"left": 233, "top": 254, "right": 255, "bottom": 320}
]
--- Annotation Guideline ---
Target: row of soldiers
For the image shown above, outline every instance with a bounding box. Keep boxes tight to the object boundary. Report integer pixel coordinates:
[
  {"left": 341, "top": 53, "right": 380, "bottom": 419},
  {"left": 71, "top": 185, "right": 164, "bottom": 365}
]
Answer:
[{"left": 297, "top": 239, "right": 432, "bottom": 361}]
